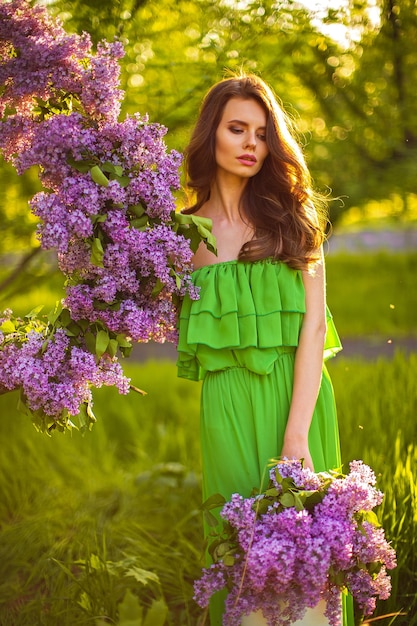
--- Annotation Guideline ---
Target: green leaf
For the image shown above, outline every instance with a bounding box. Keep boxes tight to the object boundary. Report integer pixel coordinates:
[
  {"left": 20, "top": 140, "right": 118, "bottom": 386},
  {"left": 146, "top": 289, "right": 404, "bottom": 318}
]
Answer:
[
  {"left": 173, "top": 271, "right": 182, "bottom": 290},
  {"left": 214, "top": 541, "right": 234, "bottom": 558},
  {"left": 77, "top": 404, "right": 88, "bottom": 432},
  {"left": 143, "top": 599, "right": 168, "bottom": 626},
  {"left": 85, "top": 402, "right": 97, "bottom": 428},
  {"left": 90, "top": 165, "right": 109, "bottom": 187},
  {"left": 151, "top": 279, "right": 164, "bottom": 298},
  {"left": 192, "top": 216, "right": 217, "bottom": 253},
  {"left": 58, "top": 308, "right": 72, "bottom": 328},
  {"left": 84, "top": 331, "right": 96, "bottom": 355},
  {"left": 130, "top": 214, "right": 149, "bottom": 230},
  {"left": 202, "top": 493, "right": 227, "bottom": 511},
  {"left": 76, "top": 402, "right": 96, "bottom": 432},
  {"left": 329, "top": 567, "right": 346, "bottom": 587},
  {"left": 223, "top": 555, "right": 236, "bottom": 567},
  {"left": 67, "top": 320, "right": 83, "bottom": 336},
  {"left": 124, "top": 566, "right": 160, "bottom": 586},
  {"left": 91, "top": 213, "right": 107, "bottom": 224},
  {"left": 280, "top": 492, "right": 295, "bottom": 508},
  {"left": 118, "top": 589, "right": 144, "bottom": 625},
  {"left": 107, "top": 338, "right": 118, "bottom": 357},
  {"left": 304, "top": 490, "right": 324, "bottom": 510},
  {"left": 76, "top": 319, "right": 89, "bottom": 332},
  {"left": 88, "top": 553, "right": 103, "bottom": 571},
  {"left": 358, "top": 509, "right": 381, "bottom": 527},
  {"left": 184, "top": 227, "right": 202, "bottom": 253},
  {"left": 368, "top": 560, "right": 382, "bottom": 576},
  {"left": 0, "top": 320, "right": 15, "bottom": 333},
  {"left": 90, "top": 237, "right": 104, "bottom": 267},
  {"left": 203, "top": 509, "right": 220, "bottom": 528},
  {"left": 273, "top": 468, "right": 284, "bottom": 484},
  {"left": 281, "top": 477, "right": 296, "bottom": 491},
  {"left": 120, "top": 344, "right": 133, "bottom": 358},
  {"left": 17, "top": 392, "right": 32, "bottom": 418},
  {"left": 96, "top": 329, "right": 110, "bottom": 358},
  {"left": 192, "top": 215, "right": 212, "bottom": 230},
  {"left": 101, "top": 161, "right": 123, "bottom": 177},
  {"left": 293, "top": 493, "right": 305, "bottom": 511},
  {"left": 25, "top": 305, "right": 45, "bottom": 319},
  {"left": 116, "top": 334, "right": 133, "bottom": 348},
  {"left": 172, "top": 212, "right": 217, "bottom": 254},
  {"left": 255, "top": 498, "right": 270, "bottom": 515},
  {"left": 67, "top": 155, "right": 95, "bottom": 173},
  {"left": 129, "top": 203, "right": 146, "bottom": 218},
  {"left": 114, "top": 174, "right": 130, "bottom": 187},
  {"left": 47, "top": 301, "right": 63, "bottom": 325}
]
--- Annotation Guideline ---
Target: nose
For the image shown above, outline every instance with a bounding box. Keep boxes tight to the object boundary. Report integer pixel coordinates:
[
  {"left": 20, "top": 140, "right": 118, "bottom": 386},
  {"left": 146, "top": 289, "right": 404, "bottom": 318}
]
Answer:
[{"left": 243, "top": 132, "right": 256, "bottom": 150}]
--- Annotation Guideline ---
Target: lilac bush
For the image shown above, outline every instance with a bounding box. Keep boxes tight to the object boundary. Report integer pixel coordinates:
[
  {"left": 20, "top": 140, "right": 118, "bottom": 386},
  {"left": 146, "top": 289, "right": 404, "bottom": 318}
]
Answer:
[
  {"left": 194, "top": 460, "right": 396, "bottom": 626},
  {"left": 0, "top": 0, "right": 214, "bottom": 432}
]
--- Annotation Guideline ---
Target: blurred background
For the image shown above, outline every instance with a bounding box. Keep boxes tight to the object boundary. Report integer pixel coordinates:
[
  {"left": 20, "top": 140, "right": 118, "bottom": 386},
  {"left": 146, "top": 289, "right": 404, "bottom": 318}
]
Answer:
[{"left": 0, "top": 1, "right": 416, "bottom": 625}]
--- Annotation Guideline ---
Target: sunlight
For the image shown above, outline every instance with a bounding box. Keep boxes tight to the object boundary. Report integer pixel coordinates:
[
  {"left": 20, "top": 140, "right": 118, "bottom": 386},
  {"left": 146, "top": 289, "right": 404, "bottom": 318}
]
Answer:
[
  {"left": 220, "top": 0, "right": 381, "bottom": 47},
  {"left": 296, "top": 0, "right": 381, "bottom": 46}
]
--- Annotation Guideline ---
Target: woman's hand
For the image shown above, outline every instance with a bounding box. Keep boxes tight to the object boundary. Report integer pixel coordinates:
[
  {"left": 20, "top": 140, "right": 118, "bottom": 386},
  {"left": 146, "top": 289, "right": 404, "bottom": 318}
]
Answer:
[{"left": 280, "top": 437, "right": 315, "bottom": 472}]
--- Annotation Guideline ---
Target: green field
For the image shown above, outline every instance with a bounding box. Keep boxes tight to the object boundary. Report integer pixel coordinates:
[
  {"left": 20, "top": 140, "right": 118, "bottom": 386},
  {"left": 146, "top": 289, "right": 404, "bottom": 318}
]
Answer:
[
  {"left": 0, "top": 251, "right": 416, "bottom": 625},
  {"left": 326, "top": 252, "right": 417, "bottom": 339}
]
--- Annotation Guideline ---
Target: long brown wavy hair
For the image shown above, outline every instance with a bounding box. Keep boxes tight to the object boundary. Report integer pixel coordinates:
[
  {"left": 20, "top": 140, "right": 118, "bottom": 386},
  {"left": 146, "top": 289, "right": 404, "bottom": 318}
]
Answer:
[{"left": 184, "top": 73, "right": 328, "bottom": 269}]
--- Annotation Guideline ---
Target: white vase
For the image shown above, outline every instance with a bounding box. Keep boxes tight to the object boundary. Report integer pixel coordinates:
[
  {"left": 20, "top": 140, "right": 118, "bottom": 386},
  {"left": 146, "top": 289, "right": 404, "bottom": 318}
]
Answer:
[{"left": 240, "top": 599, "right": 337, "bottom": 626}]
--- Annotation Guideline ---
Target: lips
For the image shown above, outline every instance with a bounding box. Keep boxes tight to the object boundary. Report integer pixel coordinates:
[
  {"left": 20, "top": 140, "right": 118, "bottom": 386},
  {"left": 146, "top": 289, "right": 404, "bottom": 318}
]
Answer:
[{"left": 237, "top": 154, "right": 257, "bottom": 166}]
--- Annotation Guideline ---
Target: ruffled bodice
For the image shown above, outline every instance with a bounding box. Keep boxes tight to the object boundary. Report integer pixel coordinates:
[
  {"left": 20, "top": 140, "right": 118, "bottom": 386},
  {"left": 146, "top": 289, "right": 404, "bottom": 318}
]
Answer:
[{"left": 176, "top": 259, "right": 341, "bottom": 381}]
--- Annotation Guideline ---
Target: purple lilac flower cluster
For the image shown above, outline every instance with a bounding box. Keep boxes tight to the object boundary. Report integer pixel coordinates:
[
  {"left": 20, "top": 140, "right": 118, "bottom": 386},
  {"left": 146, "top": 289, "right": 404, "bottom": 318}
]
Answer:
[
  {"left": 194, "top": 460, "right": 396, "bottom": 626},
  {"left": 0, "top": 311, "right": 129, "bottom": 430},
  {"left": 0, "top": 0, "right": 123, "bottom": 129},
  {"left": 24, "top": 113, "right": 194, "bottom": 343},
  {"left": 0, "top": 1, "right": 202, "bottom": 431}
]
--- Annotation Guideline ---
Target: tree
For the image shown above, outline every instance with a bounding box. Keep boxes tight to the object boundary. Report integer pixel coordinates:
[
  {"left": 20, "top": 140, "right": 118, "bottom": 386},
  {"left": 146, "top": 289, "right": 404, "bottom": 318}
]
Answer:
[
  {"left": 30, "top": 0, "right": 417, "bottom": 213},
  {"left": 297, "top": 0, "right": 417, "bottom": 213}
]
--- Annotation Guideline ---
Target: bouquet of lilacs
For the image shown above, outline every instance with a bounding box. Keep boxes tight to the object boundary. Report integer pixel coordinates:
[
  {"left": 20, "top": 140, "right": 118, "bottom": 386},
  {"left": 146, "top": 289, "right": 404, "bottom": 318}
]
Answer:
[
  {"left": 0, "top": 0, "right": 214, "bottom": 433},
  {"left": 194, "top": 460, "right": 396, "bottom": 626}
]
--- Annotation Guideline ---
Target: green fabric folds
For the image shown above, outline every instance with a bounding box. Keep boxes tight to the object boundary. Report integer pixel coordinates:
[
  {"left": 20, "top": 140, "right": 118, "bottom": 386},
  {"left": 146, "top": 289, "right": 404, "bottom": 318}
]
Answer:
[{"left": 177, "top": 259, "right": 342, "bottom": 381}]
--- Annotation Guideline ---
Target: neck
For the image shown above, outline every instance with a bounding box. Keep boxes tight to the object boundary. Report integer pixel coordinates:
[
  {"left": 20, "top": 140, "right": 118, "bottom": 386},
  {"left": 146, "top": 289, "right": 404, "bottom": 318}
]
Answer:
[{"left": 208, "top": 172, "right": 248, "bottom": 222}]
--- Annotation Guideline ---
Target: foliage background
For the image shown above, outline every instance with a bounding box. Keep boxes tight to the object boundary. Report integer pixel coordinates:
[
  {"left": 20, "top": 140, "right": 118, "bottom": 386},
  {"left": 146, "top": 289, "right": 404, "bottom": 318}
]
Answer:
[
  {"left": 1, "top": 1, "right": 417, "bottom": 625},
  {"left": 0, "top": 343, "right": 416, "bottom": 625}
]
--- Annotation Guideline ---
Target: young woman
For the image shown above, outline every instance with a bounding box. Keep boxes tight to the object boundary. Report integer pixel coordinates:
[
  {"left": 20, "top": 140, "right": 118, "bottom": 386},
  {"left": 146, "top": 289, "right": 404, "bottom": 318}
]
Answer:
[{"left": 176, "top": 73, "right": 353, "bottom": 626}]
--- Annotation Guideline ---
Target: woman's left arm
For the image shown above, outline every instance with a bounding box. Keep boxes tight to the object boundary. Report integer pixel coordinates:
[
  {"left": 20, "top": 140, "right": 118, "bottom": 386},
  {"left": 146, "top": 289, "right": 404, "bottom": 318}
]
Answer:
[{"left": 280, "top": 248, "right": 327, "bottom": 471}]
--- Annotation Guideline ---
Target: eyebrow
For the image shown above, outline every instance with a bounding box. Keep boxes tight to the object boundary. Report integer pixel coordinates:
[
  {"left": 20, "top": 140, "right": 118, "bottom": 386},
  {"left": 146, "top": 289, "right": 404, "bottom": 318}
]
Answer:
[{"left": 227, "top": 118, "right": 266, "bottom": 129}]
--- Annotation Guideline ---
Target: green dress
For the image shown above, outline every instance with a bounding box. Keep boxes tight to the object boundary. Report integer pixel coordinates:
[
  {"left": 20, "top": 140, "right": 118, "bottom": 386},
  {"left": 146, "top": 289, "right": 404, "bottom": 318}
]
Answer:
[{"left": 177, "top": 259, "right": 354, "bottom": 626}]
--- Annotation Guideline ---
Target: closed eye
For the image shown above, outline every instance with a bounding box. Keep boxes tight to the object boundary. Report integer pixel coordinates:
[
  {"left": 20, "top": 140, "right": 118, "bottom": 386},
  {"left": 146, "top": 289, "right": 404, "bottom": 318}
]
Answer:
[{"left": 229, "top": 127, "right": 266, "bottom": 141}]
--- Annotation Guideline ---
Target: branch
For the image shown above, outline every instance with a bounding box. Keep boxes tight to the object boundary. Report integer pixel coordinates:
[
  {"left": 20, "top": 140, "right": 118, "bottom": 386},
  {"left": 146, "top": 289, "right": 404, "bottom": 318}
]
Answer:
[{"left": 0, "top": 247, "right": 42, "bottom": 294}]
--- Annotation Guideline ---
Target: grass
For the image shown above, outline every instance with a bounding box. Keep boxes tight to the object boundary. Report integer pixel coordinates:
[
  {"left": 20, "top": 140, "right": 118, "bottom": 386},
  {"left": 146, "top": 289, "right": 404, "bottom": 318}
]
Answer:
[
  {"left": 0, "top": 362, "right": 203, "bottom": 626},
  {"left": 0, "top": 354, "right": 416, "bottom": 625},
  {"left": 328, "top": 353, "right": 417, "bottom": 625},
  {"left": 325, "top": 252, "right": 417, "bottom": 338}
]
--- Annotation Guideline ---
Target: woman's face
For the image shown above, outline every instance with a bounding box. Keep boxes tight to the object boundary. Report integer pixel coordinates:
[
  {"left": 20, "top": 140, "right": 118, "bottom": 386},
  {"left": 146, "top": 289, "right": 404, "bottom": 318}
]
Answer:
[{"left": 214, "top": 97, "right": 269, "bottom": 180}]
